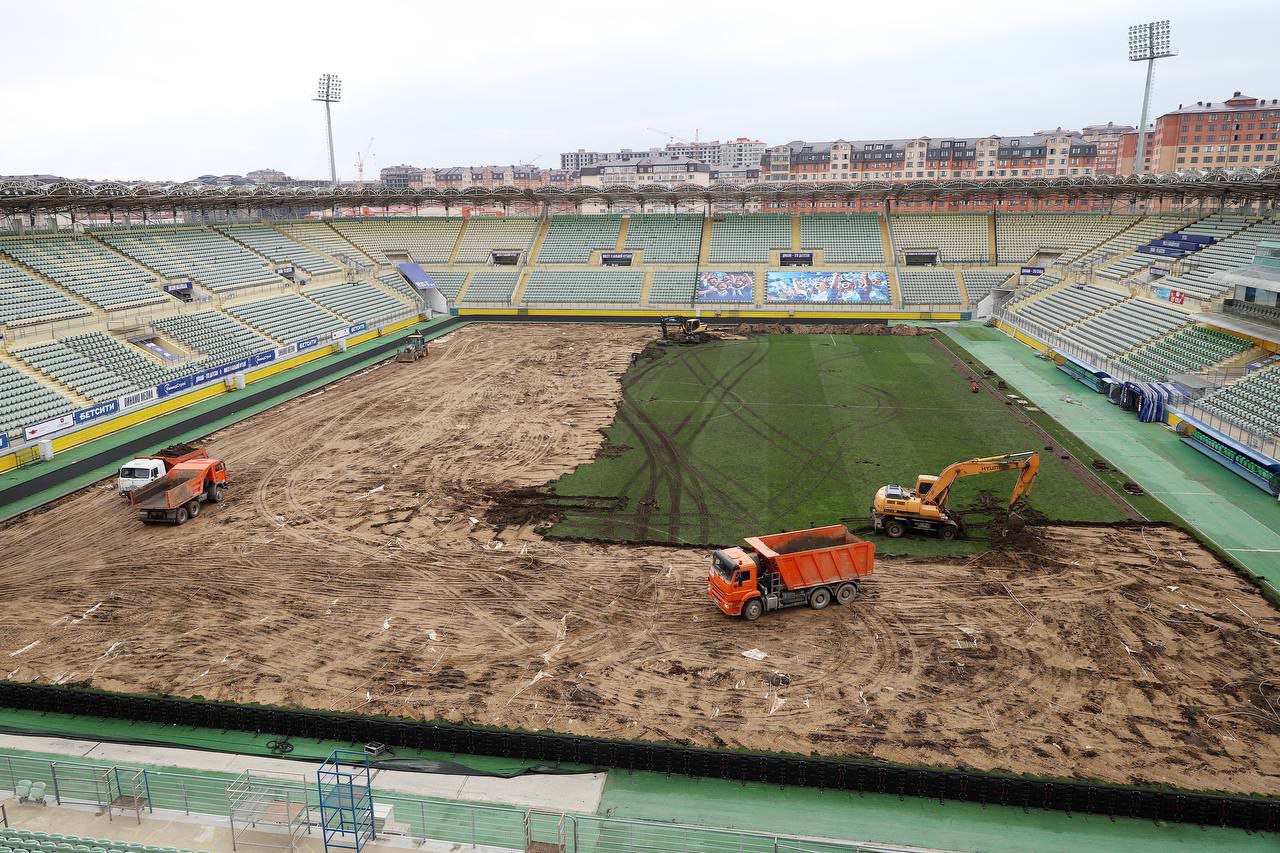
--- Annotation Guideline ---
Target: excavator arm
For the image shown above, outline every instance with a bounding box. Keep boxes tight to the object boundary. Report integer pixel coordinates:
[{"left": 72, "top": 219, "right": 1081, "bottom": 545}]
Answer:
[{"left": 923, "top": 451, "right": 1040, "bottom": 510}]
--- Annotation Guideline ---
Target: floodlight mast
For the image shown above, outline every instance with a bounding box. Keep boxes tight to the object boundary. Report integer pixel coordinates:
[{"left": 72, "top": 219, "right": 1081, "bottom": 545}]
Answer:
[
  {"left": 314, "top": 73, "right": 343, "bottom": 187},
  {"left": 1128, "top": 21, "right": 1174, "bottom": 175}
]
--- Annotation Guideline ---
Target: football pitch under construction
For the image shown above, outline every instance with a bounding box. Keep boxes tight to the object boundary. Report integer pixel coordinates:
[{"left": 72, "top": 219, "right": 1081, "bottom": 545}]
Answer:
[{"left": 0, "top": 323, "right": 1276, "bottom": 798}]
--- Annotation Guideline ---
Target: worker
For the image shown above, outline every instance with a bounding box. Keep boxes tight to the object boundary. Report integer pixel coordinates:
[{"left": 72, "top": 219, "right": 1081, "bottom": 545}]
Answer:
[{"left": 970, "top": 379, "right": 979, "bottom": 393}]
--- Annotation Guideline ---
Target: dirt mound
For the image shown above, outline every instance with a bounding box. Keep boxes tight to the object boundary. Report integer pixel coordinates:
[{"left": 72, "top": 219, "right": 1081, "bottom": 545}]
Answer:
[{"left": 730, "top": 323, "right": 925, "bottom": 336}]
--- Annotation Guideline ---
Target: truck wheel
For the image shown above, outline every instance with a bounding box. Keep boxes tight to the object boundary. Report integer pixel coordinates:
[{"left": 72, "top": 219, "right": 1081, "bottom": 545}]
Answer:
[
  {"left": 742, "top": 599, "right": 763, "bottom": 622},
  {"left": 939, "top": 523, "right": 959, "bottom": 541},
  {"left": 187, "top": 500, "right": 201, "bottom": 518},
  {"left": 884, "top": 518, "right": 906, "bottom": 538},
  {"left": 210, "top": 485, "right": 225, "bottom": 503},
  {"left": 810, "top": 587, "right": 832, "bottom": 610},
  {"left": 175, "top": 507, "right": 189, "bottom": 525},
  {"left": 836, "top": 583, "right": 858, "bottom": 605}
]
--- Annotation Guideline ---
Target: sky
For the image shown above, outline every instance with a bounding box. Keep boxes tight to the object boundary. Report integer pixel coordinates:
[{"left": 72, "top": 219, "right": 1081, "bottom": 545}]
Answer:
[{"left": 3, "top": 0, "right": 1278, "bottom": 182}]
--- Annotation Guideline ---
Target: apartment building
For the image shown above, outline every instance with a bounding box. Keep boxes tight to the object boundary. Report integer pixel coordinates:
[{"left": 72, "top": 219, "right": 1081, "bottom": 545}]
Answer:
[{"left": 1118, "top": 91, "right": 1280, "bottom": 173}]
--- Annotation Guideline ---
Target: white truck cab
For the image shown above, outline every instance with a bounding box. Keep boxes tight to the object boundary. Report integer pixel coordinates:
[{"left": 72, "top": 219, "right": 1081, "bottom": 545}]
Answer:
[{"left": 118, "top": 459, "right": 168, "bottom": 496}]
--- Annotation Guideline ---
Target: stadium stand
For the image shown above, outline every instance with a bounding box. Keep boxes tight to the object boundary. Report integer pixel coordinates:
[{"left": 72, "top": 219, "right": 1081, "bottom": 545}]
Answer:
[
  {"left": 94, "top": 226, "right": 283, "bottom": 293},
  {"left": 995, "top": 214, "right": 1139, "bottom": 264},
  {"left": 1015, "top": 283, "right": 1125, "bottom": 328},
  {"left": 1096, "top": 214, "right": 1248, "bottom": 281},
  {"left": 0, "top": 827, "right": 188, "bottom": 853},
  {"left": 0, "top": 360, "right": 77, "bottom": 438},
  {"left": 899, "top": 269, "right": 962, "bottom": 305},
  {"left": 891, "top": 214, "right": 987, "bottom": 263},
  {"left": 217, "top": 224, "right": 341, "bottom": 276},
  {"left": 305, "top": 281, "right": 410, "bottom": 322},
  {"left": 1120, "top": 325, "right": 1254, "bottom": 378},
  {"left": 0, "top": 258, "right": 91, "bottom": 326},
  {"left": 329, "top": 218, "right": 462, "bottom": 265},
  {"left": 648, "top": 270, "right": 697, "bottom": 304},
  {"left": 1062, "top": 297, "right": 1191, "bottom": 355},
  {"left": 623, "top": 215, "right": 702, "bottom": 263},
  {"left": 798, "top": 214, "right": 883, "bottom": 263},
  {"left": 276, "top": 221, "right": 373, "bottom": 265},
  {"left": 1070, "top": 214, "right": 1185, "bottom": 269},
  {"left": 459, "top": 269, "right": 520, "bottom": 303},
  {"left": 709, "top": 214, "right": 791, "bottom": 263},
  {"left": 453, "top": 217, "right": 540, "bottom": 263},
  {"left": 522, "top": 270, "right": 645, "bottom": 303},
  {"left": 1196, "top": 365, "right": 1280, "bottom": 438},
  {"left": 536, "top": 216, "right": 622, "bottom": 263},
  {"left": 0, "top": 234, "right": 169, "bottom": 311},
  {"left": 1154, "top": 216, "right": 1280, "bottom": 301},
  {"left": 375, "top": 270, "right": 424, "bottom": 302},
  {"left": 961, "top": 269, "right": 1012, "bottom": 304},
  {"left": 227, "top": 293, "right": 343, "bottom": 342},
  {"left": 15, "top": 331, "right": 190, "bottom": 404},
  {"left": 411, "top": 269, "right": 467, "bottom": 300},
  {"left": 1006, "top": 273, "right": 1059, "bottom": 306},
  {"left": 153, "top": 309, "right": 274, "bottom": 364}
]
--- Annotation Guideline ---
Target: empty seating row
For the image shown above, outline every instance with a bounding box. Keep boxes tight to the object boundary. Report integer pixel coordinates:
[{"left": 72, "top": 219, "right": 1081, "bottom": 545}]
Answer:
[
  {"left": 94, "top": 226, "right": 283, "bottom": 292},
  {"left": 1006, "top": 273, "right": 1059, "bottom": 306},
  {"left": 1096, "top": 214, "right": 1248, "bottom": 281},
  {"left": 60, "top": 331, "right": 194, "bottom": 389},
  {"left": 798, "top": 214, "right": 883, "bottom": 264},
  {"left": 536, "top": 216, "right": 622, "bottom": 263},
  {"left": 1158, "top": 217, "right": 1280, "bottom": 301},
  {"left": 453, "top": 217, "right": 539, "bottom": 264},
  {"left": 648, "top": 270, "right": 697, "bottom": 304},
  {"left": 0, "top": 259, "right": 91, "bottom": 326},
  {"left": 277, "top": 221, "right": 375, "bottom": 265},
  {"left": 1062, "top": 297, "right": 1191, "bottom": 356},
  {"left": 522, "top": 270, "right": 645, "bottom": 303},
  {"left": 1015, "top": 284, "right": 1124, "bottom": 329},
  {"left": 305, "top": 281, "right": 410, "bottom": 322},
  {"left": 0, "top": 361, "right": 77, "bottom": 438},
  {"left": 623, "top": 215, "right": 702, "bottom": 263},
  {"left": 709, "top": 214, "right": 791, "bottom": 263},
  {"left": 153, "top": 309, "right": 274, "bottom": 364},
  {"left": 376, "top": 271, "right": 424, "bottom": 302},
  {"left": 413, "top": 269, "right": 468, "bottom": 299},
  {"left": 996, "top": 214, "right": 1137, "bottom": 265},
  {"left": 899, "top": 269, "right": 961, "bottom": 305},
  {"left": 891, "top": 214, "right": 986, "bottom": 263},
  {"left": 17, "top": 339, "right": 139, "bottom": 403},
  {"left": 227, "top": 293, "right": 343, "bottom": 342},
  {"left": 961, "top": 270, "right": 1012, "bottom": 304},
  {"left": 1120, "top": 325, "right": 1253, "bottom": 379},
  {"left": 329, "top": 218, "right": 462, "bottom": 265},
  {"left": 1196, "top": 365, "right": 1280, "bottom": 437},
  {"left": 0, "top": 234, "right": 168, "bottom": 310},
  {"left": 218, "top": 224, "right": 341, "bottom": 276},
  {"left": 1068, "top": 214, "right": 1175, "bottom": 268},
  {"left": 0, "top": 826, "right": 190, "bottom": 853},
  {"left": 459, "top": 270, "right": 519, "bottom": 304}
]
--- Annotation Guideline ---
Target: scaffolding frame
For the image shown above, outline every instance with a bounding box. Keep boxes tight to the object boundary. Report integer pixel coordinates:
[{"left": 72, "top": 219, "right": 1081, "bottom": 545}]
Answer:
[
  {"left": 227, "top": 769, "right": 312, "bottom": 851},
  {"left": 317, "top": 749, "right": 375, "bottom": 852}
]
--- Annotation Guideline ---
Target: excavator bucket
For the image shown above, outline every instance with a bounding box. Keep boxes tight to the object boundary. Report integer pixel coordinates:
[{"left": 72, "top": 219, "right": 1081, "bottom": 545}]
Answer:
[{"left": 1005, "top": 512, "right": 1026, "bottom": 534}]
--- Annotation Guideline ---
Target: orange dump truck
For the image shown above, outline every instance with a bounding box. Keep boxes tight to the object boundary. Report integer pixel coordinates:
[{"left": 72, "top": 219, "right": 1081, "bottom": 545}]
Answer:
[
  {"left": 129, "top": 458, "right": 228, "bottom": 525},
  {"left": 708, "top": 524, "right": 874, "bottom": 621}
]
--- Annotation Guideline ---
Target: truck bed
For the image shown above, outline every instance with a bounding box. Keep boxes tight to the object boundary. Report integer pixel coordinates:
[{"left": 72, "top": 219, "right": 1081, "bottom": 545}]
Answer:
[
  {"left": 130, "top": 468, "right": 204, "bottom": 510},
  {"left": 745, "top": 524, "right": 873, "bottom": 590}
]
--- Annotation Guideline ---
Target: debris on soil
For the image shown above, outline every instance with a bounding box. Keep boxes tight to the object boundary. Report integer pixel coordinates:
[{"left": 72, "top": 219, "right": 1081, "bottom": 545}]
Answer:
[
  {"left": 1092, "top": 460, "right": 1111, "bottom": 471},
  {"left": 1122, "top": 481, "right": 1145, "bottom": 495},
  {"left": 742, "top": 649, "right": 768, "bottom": 661}
]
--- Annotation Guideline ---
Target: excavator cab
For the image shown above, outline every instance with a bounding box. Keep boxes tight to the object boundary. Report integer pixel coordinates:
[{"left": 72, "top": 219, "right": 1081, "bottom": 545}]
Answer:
[{"left": 915, "top": 475, "right": 939, "bottom": 495}]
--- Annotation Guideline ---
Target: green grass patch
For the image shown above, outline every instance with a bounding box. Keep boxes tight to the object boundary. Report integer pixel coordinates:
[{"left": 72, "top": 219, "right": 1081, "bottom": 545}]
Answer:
[{"left": 548, "top": 333, "right": 1126, "bottom": 555}]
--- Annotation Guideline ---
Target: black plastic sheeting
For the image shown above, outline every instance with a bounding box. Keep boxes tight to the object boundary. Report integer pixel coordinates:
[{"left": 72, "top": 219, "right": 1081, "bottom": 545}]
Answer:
[
  {"left": 0, "top": 319, "right": 461, "bottom": 510},
  {"left": 1, "top": 682, "right": 1275, "bottom": 832}
]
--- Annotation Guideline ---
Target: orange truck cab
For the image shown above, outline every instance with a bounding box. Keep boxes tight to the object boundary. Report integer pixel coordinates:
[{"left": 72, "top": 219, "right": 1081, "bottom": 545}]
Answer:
[
  {"left": 708, "top": 524, "right": 874, "bottom": 621},
  {"left": 129, "top": 458, "right": 229, "bottom": 525}
]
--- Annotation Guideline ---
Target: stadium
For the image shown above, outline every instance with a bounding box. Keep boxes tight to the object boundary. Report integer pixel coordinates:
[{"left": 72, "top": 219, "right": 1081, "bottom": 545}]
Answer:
[{"left": 2, "top": 11, "right": 1280, "bottom": 853}]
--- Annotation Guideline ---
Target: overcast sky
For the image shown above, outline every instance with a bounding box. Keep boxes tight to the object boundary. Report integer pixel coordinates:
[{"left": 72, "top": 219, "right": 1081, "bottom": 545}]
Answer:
[{"left": 3, "top": 0, "right": 1277, "bottom": 181}]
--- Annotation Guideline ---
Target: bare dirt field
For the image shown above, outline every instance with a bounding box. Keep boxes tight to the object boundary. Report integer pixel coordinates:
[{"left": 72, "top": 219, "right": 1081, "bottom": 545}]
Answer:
[{"left": 1, "top": 323, "right": 1278, "bottom": 795}]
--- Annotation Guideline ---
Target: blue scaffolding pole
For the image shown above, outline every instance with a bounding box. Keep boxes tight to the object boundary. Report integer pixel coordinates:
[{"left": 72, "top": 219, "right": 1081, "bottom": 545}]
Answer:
[{"left": 317, "top": 749, "right": 375, "bottom": 852}]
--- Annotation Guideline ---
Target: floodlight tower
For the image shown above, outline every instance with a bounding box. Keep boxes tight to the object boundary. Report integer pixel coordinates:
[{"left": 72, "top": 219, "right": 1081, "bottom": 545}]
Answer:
[
  {"left": 1128, "top": 21, "right": 1175, "bottom": 175},
  {"left": 314, "top": 73, "right": 342, "bottom": 187}
]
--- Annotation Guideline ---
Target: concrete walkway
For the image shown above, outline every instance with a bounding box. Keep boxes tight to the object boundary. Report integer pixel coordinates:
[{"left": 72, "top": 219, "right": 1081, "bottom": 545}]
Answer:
[{"left": 944, "top": 325, "right": 1280, "bottom": 587}]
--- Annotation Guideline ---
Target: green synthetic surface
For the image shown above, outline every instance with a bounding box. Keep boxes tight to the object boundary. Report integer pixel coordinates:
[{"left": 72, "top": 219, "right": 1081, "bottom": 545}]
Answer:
[
  {"left": 548, "top": 333, "right": 1125, "bottom": 555},
  {"left": 0, "top": 317, "right": 460, "bottom": 522},
  {"left": 596, "top": 772, "right": 1277, "bottom": 853},
  {"left": 944, "top": 325, "right": 1280, "bottom": 589}
]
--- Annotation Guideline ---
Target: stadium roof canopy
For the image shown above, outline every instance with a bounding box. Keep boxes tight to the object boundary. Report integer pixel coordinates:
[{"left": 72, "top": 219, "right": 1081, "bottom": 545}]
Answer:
[{"left": 2, "top": 167, "right": 1280, "bottom": 214}]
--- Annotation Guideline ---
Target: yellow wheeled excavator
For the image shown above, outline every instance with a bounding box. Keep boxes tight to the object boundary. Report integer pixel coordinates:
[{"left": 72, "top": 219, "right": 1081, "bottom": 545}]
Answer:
[{"left": 871, "top": 451, "right": 1040, "bottom": 540}]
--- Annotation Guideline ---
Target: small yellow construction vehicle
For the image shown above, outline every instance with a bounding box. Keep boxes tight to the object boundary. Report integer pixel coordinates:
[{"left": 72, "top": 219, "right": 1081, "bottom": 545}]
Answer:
[
  {"left": 659, "top": 316, "right": 711, "bottom": 344},
  {"left": 395, "top": 332, "right": 427, "bottom": 363},
  {"left": 871, "top": 451, "right": 1040, "bottom": 540}
]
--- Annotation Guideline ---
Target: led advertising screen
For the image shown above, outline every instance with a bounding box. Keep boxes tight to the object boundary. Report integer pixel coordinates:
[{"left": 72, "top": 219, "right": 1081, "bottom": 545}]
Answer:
[
  {"left": 765, "top": 270, "right": 889, "bottom": 303},
  {"left": 696, "top": 271, "right": 755, "bottom": 302}
]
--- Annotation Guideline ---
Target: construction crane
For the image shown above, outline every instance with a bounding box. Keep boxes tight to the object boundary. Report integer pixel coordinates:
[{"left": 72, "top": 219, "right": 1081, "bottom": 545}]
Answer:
[
  {"left": 647, "top": 127, "right": 700, "bottom": 145},
  {"left": 870, "top": 452, "right": 1040, "bottom": 540},
  {"left": 355, "top": 137, "right": 375, "bottom": 182}
]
